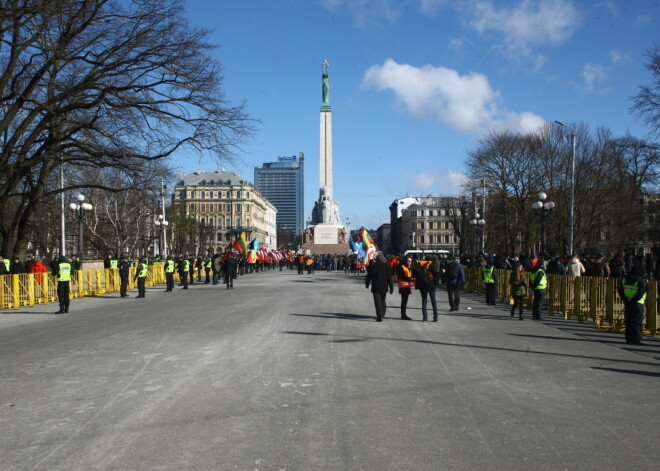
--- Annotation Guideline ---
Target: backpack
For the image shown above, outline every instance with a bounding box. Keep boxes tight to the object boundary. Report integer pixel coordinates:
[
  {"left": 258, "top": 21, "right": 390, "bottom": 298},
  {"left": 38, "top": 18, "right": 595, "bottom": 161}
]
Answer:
[{"left": 446, "top": 262, "right": 460, "bottom": 281}]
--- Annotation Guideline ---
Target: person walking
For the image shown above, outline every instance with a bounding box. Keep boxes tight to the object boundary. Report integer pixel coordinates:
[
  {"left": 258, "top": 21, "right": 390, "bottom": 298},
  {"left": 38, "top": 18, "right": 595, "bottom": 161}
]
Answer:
[
  {"left": 396, "top": 255, "right": 415, "bottom": 320},
  {"left": 529, "top": 261, "right": 547, "bottom": 320},
  {"left": 415, "top": 258, "right": 439, "bottom": 321},
  {"left": 164, "top": 255, "right": 175, "bottom": 292},
  {"left": 566, "top": 254, "right": 585, "bottom": 276},
  {"left": 444, "top": 255, "right": 465, "bottom": 312},
  {"left": 52, "top": 255, "right": 71, "bottom": 314},
  {"left": 365, "top": 253, "right": 394, "bottom": 322},
  {"left": 482, "top": 256, "right": 497, "bottom": 305},
  {"left": 509, "top": 262, "right": 527, "bottom": 320},
  {"left": 134, "top": 257, "right": 148, "bottom": 298},
  {"left": 223, "top": 255, "right": 237, "bottom": 290},
  {"left": 617, "top": 265, "right": 647, "bottom": 345}
]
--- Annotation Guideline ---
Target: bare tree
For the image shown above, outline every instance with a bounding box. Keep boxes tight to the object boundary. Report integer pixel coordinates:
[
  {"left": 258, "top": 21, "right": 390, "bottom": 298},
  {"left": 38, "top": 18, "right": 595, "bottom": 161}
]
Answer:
[
  {"left": 631, "top": 45, "right": 660, "bottom": 139},
  {"left": 0, "top": 0, "right": 256, "bottom": 258}
]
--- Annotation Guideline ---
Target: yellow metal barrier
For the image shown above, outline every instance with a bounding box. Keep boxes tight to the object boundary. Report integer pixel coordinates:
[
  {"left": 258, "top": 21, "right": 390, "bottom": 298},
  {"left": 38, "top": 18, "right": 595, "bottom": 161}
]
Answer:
[
  {"left": 0, "top": 262, "right": 167, "bottom": 310},
  {"left": 465, "top": 266, "right": 659, "bottom": 336}
]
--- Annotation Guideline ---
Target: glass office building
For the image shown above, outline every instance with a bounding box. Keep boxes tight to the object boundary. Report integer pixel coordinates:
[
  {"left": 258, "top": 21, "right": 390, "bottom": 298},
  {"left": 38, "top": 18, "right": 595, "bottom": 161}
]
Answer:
[{"left": 254, "top": 154, "right": 304, "bottom": 239}]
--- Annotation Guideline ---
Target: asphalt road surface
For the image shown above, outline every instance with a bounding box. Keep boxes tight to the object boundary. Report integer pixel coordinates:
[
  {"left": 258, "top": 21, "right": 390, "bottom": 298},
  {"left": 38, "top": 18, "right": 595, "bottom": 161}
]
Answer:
[{"left": 1, "top": 269, "right": 659, "bottom": 471}]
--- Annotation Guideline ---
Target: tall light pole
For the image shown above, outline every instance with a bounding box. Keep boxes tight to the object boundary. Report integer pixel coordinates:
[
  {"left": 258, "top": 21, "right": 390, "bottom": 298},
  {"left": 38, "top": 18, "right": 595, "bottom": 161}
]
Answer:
[
  {"left": 154, "top": 214, "right": 169, "bottom": 257},
  {"left": 555, "top": 120, "right": 575, "bottom": 256},
  {"left": 69, "top": 194, "right": 93, "bottom": 259},
  {"left": 160, "top": 179, "right": 168, "bottom": 255},
  {"left": 470, "top": 214, "right": 485, "bottom": 254},
  {"left": 531, "top": 192, "right": 555, "bottom": 256}
]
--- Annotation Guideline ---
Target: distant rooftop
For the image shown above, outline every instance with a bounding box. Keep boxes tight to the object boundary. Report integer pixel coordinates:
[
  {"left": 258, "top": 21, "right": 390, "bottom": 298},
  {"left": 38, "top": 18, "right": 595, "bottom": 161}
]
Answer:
[{"left": 176, "top": 170, "right": 253, "bottom": 187}]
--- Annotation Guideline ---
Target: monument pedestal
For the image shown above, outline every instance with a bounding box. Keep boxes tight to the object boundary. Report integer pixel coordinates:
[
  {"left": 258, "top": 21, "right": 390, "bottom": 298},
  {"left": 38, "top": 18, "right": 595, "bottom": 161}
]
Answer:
[{"left": 303, "top": 224, "right": 349, "bottom": 255}]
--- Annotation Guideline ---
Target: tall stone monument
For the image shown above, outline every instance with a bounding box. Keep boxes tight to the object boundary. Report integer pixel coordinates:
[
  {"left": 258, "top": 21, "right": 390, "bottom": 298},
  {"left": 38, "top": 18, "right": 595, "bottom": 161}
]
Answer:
[{"left": 303, "top": 61, "right": 348, "bottom": 254}]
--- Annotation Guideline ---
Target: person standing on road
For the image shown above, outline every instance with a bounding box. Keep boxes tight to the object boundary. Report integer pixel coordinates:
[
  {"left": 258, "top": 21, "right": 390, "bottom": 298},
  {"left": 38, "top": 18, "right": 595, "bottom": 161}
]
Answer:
[
  {"left": 509, "top": 262, "right": 527, "bottom": 320},
  {"left": 134, "top": 257, "right": 148, "bottom": 298},
  {"left": 444, "top": 256, "right": 465, "bottom": 312},
  {"left": 396, "top": 255, "right": 415, "bottom": 320},
  {"left": 617, "top": 265, "right": 647, "bottom": 345},
  {"left": 52, "top": 255, "right": 71, "bottom": 314},
  {"left": 529, "top": 261, "right": 547, "bottom": 320},
  {"left": 212, "top": 254, "right": 221, "bottom": 285},
  {"left": 119, "top": 255, "right": 130, "bottom": 298},
  {"left": 415, "top": 258, "right": 439, "bottom": 322},
  {"left": 177, "top": 255, "right": 189, "bottom": 289},
  {"left": 164, "top": 255, "right": 175, "bottom": 292},
  {"left": 223, "top": 255, "right": 237, "bottom": 289},
  {"left": 365, "top": 253, "right": 394, "bottom": 322},
  {"left": 482, "top": 256, "right": 497, "bottom": 305}
]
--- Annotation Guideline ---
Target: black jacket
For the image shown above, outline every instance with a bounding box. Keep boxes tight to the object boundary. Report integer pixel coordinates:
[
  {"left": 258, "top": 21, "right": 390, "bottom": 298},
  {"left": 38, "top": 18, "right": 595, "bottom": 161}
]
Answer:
[{"left": 365, "top": 260, "right": 394, "bottom": 294}]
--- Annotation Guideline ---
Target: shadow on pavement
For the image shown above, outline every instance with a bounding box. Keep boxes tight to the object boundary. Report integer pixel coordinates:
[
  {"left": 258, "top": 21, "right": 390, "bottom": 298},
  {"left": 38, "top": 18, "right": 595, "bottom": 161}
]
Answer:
[{"left": 591, "top": 367, "right": 660, "bottom": 378}]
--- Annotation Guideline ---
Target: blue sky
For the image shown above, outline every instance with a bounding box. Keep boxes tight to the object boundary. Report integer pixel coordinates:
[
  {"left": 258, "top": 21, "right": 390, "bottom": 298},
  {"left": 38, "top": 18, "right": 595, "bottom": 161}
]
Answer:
[{"left": 177, "top": 0, "right": 658, "bottom": 230}]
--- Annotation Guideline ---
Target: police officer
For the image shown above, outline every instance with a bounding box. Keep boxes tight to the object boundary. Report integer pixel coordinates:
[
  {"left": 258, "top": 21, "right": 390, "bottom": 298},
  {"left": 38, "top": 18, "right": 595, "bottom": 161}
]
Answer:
[
  {"left": 164, "top": 255, "right": 175, "bottom": 292},
  {"left": 529, "top": 262, "right": 547, "bottom": 320},
  {"left": 482, "top": 256, "right": 498, "bottom": 305},
  {"left": 119, "top": 255, "right": 130, "bottom": 297},
  {"left": 617, "top": 265, "right": 647, "bottom": 345},
  {"left": 52, "top": 255, "right": 71, "bottom": 313},
  {"left": 177, "top": 255, "right": 190, "bottom": 289},
  {"left": 135, "top": 257, "right": 148, "bottom": 298}
]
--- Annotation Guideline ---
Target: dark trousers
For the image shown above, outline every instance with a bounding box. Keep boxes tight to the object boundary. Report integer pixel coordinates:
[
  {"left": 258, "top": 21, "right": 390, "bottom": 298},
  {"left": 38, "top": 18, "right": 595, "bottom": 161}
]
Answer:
[
  {"left": 212, "top": 270, "right": 219, "bottom": 285},
  {"left": 120, "top": 276, "right": 128, "bottom": 297},
  {"left": 400, "top": 288, "right": 411, "bottom": 318},
  {"left": 624, "top": 302, "right": 644, "bottom": 344},
  {"left": 532, "top": 289, "right": 545, "bottom": 319},
  {"left": 421, "top": 289, "right": 438, "bottom": 320},
  {"left": 372, "top": 292, "right": 387, "bottom": 320},
  {"left": 205, "top": 268, "right": 211, "bottom": 283},
  {"left": 485, "top": 283, "right": 496, "bottom": 305},
  {"left": 181, "top": 272, "right": 188, "bottom": 289},
  {"left": 447, "top": 283, "right": 461, "bottom": 311},
  {"left": 57, "top": 281, "right": 70, "bottom": 311},
  {"left": 165, "top": 272, "right": 174, "bottom": 291},
  {"left": 137, "top": 277, "right": 146, "bottom": 297},
  {"left": 225, "top": 273, "right": 233, "bottom": 288},
  {"left": 511, "top": 295, "right": 525, "bottom": 318}
]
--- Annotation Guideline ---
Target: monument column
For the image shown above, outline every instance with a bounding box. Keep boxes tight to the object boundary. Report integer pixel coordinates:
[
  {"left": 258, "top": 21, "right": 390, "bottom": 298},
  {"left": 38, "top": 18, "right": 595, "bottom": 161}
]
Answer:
[{"left": 320, "top": 60, "right": 332, "bottom": 199}]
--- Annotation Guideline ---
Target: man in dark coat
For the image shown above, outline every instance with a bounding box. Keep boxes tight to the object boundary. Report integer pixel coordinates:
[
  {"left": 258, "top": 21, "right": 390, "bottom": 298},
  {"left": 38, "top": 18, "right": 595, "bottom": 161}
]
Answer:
[
  {"left": 119, "top": 255, "right": 130, "bottom": 297},
  {"left": 365, "top": 253, "right": 394, "bottom": 322},
  {"left": 223, "top": 255, "right": 237, "bottom": 289}
]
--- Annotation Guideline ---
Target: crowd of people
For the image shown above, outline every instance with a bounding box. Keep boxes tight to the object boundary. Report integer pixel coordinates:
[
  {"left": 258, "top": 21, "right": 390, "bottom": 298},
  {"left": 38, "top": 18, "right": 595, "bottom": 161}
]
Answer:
[
  {"left": 363, "top": 250, "right": 654, "bottom": 346},
  {"left": 1, "top": 248, "right": 655, "bottom": 345}
]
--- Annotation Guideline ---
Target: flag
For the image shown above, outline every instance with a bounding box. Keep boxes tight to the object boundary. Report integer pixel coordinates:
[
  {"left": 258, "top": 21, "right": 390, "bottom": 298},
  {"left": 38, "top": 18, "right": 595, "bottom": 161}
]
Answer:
[
  {"left": 247, "top": 250, "right": 258, "bottom": 264},
  {"left": 248, "top": 237, "right": 259, "bottom": 252},
  {"left": 359, "top": 228, "right": 374, "bottom": 250},
  {"left": 349, "top": 238, "right": 366, "bottom": 259},
  {"left": 232, "top": 240, "right": 243, "bottom": 255},
  {"left": 236, "top": 231, "right": 247, "bottom": 255}
]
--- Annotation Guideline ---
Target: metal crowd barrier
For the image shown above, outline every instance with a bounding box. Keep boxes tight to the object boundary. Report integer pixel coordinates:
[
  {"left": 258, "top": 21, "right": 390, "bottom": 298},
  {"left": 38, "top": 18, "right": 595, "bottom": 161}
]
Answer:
[
  {"left": 464, "top": 266, "right": 658, "bottom": 336},
  {"left": 0, "top": 262, "right": 176, "bottom": 310}
]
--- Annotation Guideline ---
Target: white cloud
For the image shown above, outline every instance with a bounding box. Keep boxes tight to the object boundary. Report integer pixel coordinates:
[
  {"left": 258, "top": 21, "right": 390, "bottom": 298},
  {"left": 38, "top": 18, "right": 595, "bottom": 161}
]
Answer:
[
  {"left": 466, "top": 0, "right": 579, "bottom": 65},
  {"left": 362, "top": 59, "right": 545, "bottom": 135},
  {"left": 412, "top": 169, "right": 468, "bottom": 196},
  {"left": 582, "top": 63, "right": 608, "bottom": 94},
  {"left": 609, "top": 50, "right": 628, "bottom": 65}
]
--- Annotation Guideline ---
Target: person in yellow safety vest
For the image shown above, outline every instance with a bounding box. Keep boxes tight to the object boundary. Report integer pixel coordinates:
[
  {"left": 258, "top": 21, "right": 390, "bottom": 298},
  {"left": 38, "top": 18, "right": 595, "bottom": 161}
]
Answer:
[
  {"left": 164, "top": 255, "right": 175, "bottom": 292},
  {"left": 53, "top": 255, "right": 71, "bottom": 313},
  {"left": 617, "top": 265, "right": 647, "bottom": 345},
  {"left": 109, "top": 257, "right": 118, "bottom": 269},
  {"left": 396, "top": 255, "right": 415, "bottom": 320},
  {"left": 134, "top": 257, "right": 148, "bottom": 298},
  {"left": 0, "top": 256, "right": 9, "bottom": 274},
  {"left": 204, "top": 256, "right": 212, "bottom": 284},
  {"left": 482, "top": 256, "right": 498, "bottom": 306},
  {"left": 177, "top": 255, "right": 190, "bottom": 289},
  {"left": 529, "top": 262, "right": 547, "bottom": 320}
]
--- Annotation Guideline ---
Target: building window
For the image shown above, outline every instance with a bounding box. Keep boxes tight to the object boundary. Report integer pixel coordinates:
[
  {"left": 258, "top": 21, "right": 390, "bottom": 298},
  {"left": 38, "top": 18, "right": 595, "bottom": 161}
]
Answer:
[
  {"left": 236, "top": 217, "right": 241, "bottom": 227},
  {"left": 420, "top": 222, "right": 425, "bottom": 230},
  {"left": 225, "top": 203, "right": 231, "bottom": 212},
  {"left": 201, "top": 203, "right": 206, "bottom": 212},
  {"left": 209, "top": 217, "right": 214, "bottom": 226},
  {"left": 246, "top": 217, "right": 250, "bottom": 228},
  {"left": 236, "top": 204, "right": 241, "bottom": 213},
  {"left": 225, "top": 217, "right": 230, "bottom": 227},
  {"left": 217, "top": 232, "right": 223, "bottom": 242},
  {"left": 236, "top": 190, "right": 241, "bottom": 198}
]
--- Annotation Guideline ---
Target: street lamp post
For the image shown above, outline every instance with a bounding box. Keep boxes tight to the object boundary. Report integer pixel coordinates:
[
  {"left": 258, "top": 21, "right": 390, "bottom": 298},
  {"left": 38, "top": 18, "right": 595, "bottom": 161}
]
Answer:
[
  {"left": 555, "top": 120, "right": 575, "bottom": 256},
  {"left": 531, "top": 192, "right": 555, "bottom": 256},
  {"left": 69, "top": 194, "right": 93, "bottom": 259},
  {"left": 470, "top": 214, "right": 485, "bottom": 254},
  {"left": 154, "top": 214, "right": 169, "bottom": 257}
]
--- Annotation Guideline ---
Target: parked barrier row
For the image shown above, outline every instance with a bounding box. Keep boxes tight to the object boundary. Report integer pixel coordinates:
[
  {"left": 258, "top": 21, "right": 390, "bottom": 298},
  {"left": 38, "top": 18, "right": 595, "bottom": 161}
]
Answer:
[
  {"left": 0, "top": 263, "right": 175, "bottom": 310},
  {"left": 464, "top": 266, "right": 659, "bottom": 336}
]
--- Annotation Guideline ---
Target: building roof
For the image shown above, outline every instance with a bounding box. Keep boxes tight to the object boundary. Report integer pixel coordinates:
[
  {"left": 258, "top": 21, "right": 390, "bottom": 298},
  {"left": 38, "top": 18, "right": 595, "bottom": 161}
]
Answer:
[{"left": 176, "top": 170, "right": 252, "bottom": 187}]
